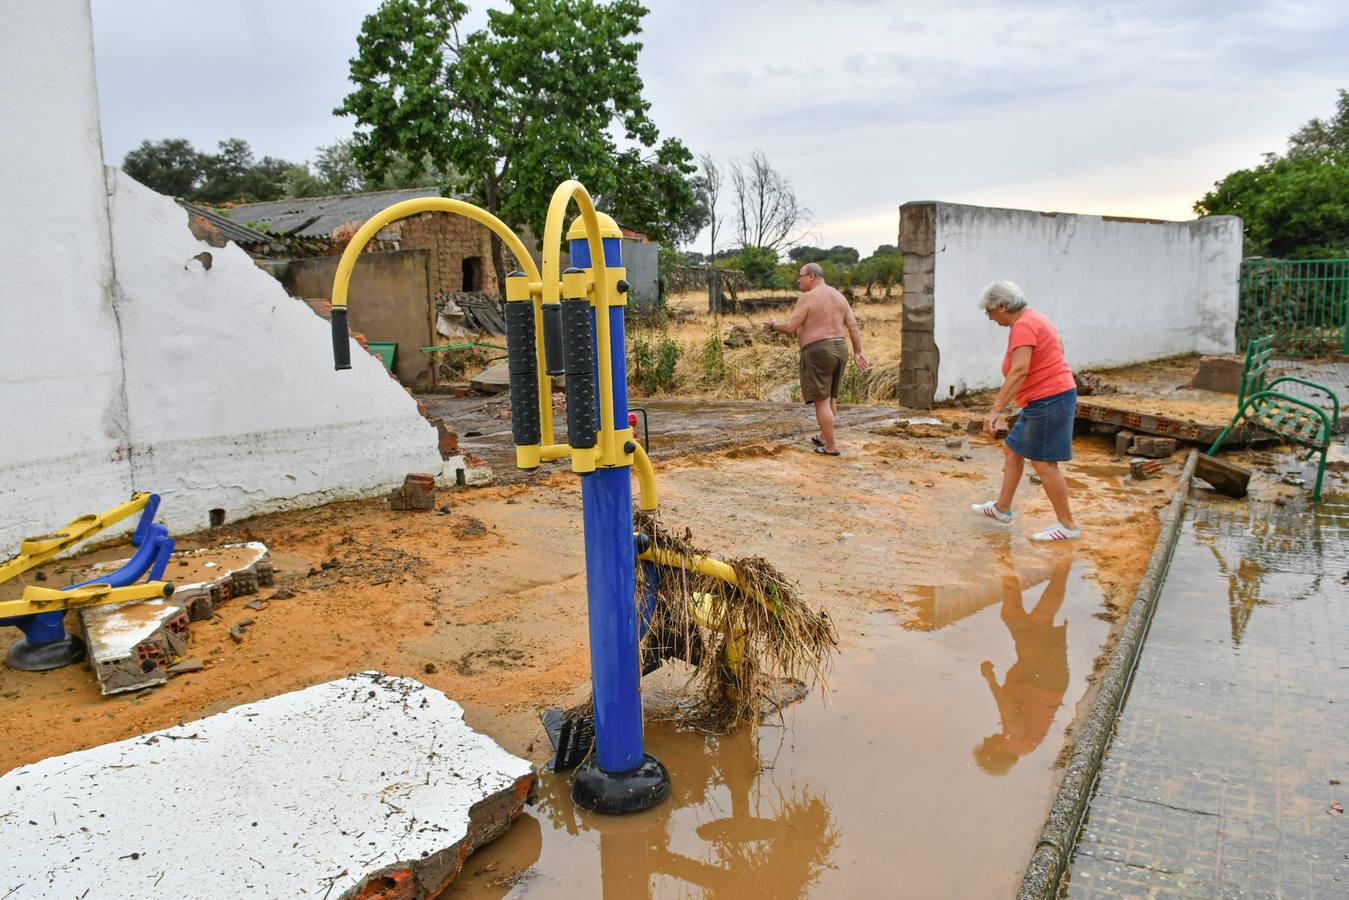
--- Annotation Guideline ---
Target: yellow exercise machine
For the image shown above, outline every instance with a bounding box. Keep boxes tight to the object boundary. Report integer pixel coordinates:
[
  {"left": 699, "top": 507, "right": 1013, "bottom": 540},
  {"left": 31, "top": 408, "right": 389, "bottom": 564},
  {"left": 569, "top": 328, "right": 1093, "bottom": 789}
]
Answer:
[
  {"left": 326, "top": 180, "right": 772, "bottom": 815},
  {"left": 0, "top": 493, "right": 175, "bottom": 670}
]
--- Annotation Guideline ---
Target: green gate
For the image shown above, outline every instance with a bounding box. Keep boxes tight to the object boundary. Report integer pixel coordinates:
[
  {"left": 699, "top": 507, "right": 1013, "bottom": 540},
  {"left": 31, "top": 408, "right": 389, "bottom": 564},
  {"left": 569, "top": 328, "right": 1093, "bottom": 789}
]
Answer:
[{"left": 1237, "top": 258, "right": 1349, "bottom": 357}]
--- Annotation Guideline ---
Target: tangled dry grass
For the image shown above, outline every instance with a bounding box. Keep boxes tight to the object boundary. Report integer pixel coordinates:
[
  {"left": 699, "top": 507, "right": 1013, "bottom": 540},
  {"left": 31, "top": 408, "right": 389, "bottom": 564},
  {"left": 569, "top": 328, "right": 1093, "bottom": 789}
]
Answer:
[{"left": 632, "top": 510, "right": 838, "bottom": 732}]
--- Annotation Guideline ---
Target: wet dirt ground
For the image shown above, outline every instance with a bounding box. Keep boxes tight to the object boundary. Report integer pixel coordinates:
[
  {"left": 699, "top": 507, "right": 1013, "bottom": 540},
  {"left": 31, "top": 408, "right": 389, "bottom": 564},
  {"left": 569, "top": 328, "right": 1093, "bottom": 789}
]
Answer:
[{"left": 0, "top": 410, "right": 1180, "bottom": 898}]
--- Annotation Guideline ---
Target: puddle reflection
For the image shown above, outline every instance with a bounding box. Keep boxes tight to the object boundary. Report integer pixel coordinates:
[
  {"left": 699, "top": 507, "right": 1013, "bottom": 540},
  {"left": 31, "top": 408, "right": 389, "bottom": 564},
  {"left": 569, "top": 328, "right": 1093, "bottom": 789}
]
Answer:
[
  {"left": 975, "top": 559, "right": 1072, "bottom": 774},
  {"left": 533, "top": 726, "right": 838, "bottom": 899}
]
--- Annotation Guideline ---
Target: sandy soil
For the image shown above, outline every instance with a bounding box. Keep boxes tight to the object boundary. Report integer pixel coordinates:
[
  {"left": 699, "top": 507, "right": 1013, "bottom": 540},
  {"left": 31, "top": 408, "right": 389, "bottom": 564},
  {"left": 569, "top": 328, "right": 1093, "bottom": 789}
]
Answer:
[
  {"left": 0, "top": 425, "right": 1172, "bottom": 773},
  {"left": 0, "top": 409, "right": 1190, "bottom": 897}
]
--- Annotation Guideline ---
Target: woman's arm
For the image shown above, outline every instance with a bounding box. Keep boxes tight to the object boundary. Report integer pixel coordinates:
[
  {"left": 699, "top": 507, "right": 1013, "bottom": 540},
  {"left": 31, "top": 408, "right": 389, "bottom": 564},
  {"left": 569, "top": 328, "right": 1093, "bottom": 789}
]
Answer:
[{"left": 985, "top": 345, "right": 1033, "bottom": 435}]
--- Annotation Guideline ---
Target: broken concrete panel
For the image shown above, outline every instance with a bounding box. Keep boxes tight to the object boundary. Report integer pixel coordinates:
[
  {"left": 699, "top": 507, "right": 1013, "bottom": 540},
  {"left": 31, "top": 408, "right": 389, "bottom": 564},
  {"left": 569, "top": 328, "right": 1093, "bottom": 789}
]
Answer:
[
  {"left": 3, "top": 6, "right": 446, "bottom": 547},
  {"left": 1115, "top": 430, "right": 1136, "bottom": 456},
  {"left": 79, "top": 599, "right": 190, "bottom": 694},
  {"left": 0, "top": 672, "right": 535, "bottom": 899},
  {"left": 106, "top": 169, "right": 445, "bottom": 537},
  {"left": 469, "top": 360, "right": 511, "bottom": 394},
  {"left": 83, "top": 542, "right": 273, "bottom": 623}
]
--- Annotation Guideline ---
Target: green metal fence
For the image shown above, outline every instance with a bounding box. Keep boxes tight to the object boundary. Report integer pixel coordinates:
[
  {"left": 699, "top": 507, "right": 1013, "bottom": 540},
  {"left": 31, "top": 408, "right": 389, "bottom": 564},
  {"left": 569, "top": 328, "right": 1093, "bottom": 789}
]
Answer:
[{"left": 1237, "top": 258, "right": 1349, "bottom": 357}]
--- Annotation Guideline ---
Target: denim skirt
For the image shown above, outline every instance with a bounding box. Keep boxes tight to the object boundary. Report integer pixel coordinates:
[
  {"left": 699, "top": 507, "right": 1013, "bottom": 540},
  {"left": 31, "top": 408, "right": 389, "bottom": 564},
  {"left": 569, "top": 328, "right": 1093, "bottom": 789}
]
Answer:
[{"left": 1005, "top": 388, "right": 1077, "bottom": 462}]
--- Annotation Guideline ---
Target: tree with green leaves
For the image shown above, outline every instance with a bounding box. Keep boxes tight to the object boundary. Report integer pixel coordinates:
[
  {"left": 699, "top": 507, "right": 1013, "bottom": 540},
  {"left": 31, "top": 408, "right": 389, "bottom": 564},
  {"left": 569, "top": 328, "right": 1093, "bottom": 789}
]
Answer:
[
  {"left": 194, "top": 138, "right": 295, "bottom": 204},
  {"left": 122, "top": 138, "right": 204, "bottom": 198},
  {"left": 336, "top": 0, "right": 700, "bottom": 292},
  {"left": 1195, "top": 90, "right": 1349, "bottom": 258},
  {"left": 122, "top": 137, "right": 296, "bottom": 203},
  {"left": 284, "top": 138, "right": 445, "bottom": 198},
  {"left": 789, "top": 245, "right": 860, "bottom": 266}
]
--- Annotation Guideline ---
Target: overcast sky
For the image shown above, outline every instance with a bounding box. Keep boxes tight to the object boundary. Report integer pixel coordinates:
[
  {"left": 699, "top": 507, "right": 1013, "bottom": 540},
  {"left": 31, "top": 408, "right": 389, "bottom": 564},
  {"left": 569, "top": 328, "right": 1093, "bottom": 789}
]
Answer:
[{"left": 91, "top": 0, "right": 1348, "bottom": 254}]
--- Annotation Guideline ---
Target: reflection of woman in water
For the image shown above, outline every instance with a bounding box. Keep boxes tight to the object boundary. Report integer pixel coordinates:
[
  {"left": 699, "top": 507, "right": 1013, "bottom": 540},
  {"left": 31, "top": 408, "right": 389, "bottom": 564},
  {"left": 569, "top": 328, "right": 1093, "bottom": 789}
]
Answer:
[{"left": 974, "top": 559, "right": 1072, "bottom": 775}]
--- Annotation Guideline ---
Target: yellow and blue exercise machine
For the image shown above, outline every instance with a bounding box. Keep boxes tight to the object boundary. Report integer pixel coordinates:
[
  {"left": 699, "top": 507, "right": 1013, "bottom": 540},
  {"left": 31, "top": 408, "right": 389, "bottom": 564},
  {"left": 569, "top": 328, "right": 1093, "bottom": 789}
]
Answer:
[
  {"left": 0, "top": 493, "right": 175, "bottom": 670},
  {"left": 327, "top": 180, "right": 762, "bottom": 814}
]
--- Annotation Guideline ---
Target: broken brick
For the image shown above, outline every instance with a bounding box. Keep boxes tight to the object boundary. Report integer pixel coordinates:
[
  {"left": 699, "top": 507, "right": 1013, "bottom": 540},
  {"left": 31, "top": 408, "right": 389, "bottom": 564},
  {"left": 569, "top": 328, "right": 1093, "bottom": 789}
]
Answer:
[
  {"left": 1132, "top": 436, "right": 1178, "bottom": 458},
  {"left": 389, "top": 473, "right": 436, "bottom": 511}
]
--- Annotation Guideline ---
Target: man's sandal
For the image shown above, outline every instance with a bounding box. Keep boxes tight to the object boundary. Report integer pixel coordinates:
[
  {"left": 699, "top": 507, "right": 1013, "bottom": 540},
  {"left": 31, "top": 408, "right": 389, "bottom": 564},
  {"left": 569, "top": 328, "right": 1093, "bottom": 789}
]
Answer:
[{"left": 814, "top": 446, "right": 841, "bottom": 456}]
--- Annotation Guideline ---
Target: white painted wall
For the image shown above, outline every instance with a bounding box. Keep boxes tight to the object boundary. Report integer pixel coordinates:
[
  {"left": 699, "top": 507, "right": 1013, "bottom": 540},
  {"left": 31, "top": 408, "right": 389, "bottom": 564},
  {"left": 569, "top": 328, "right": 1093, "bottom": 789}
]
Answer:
[
  {"left": 0, "top": 1, "right": 442, "bottom": 548},
  {"left": 929, "top": 203, "right": 1242, "bottom": 399},
  {"left": 0, "top": 1, "right": 134, "bottom": 547},
  {"left": 108, "top": 170, "right": 442, "bottom": 534}
]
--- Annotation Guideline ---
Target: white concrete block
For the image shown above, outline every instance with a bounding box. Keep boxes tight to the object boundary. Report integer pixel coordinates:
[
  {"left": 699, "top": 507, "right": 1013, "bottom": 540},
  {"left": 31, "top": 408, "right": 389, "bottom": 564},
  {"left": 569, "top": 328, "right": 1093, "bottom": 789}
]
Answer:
[{"left": 0, "top": 672, "right": 535, "bottom": 898}]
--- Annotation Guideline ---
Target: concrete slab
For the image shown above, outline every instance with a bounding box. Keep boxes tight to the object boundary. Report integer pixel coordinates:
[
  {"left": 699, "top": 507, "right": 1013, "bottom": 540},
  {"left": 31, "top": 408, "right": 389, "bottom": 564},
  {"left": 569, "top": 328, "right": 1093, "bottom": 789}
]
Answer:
[
  {"left": 79, "top": 598, "right": 189, "bottom": 694},
  {"left": 77, "top": 542, "right": 273, "bottom": 694},
  {"left": 0, "top": 672, "right": 535, "bottom": 898}
]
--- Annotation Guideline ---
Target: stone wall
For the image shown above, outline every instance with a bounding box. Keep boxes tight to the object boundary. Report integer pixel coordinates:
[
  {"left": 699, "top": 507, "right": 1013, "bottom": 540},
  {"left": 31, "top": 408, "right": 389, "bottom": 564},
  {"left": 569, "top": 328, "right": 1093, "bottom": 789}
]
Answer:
[{"left": 396, "top": 212, "right": 499, "bottom": 297}]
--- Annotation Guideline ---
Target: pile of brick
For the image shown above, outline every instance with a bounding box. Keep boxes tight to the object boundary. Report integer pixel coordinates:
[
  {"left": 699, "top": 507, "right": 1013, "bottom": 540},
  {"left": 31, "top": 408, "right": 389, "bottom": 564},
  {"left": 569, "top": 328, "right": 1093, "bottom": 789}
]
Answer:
[{"left": 78, "top": 543, "right": 275, "bottom": 694}]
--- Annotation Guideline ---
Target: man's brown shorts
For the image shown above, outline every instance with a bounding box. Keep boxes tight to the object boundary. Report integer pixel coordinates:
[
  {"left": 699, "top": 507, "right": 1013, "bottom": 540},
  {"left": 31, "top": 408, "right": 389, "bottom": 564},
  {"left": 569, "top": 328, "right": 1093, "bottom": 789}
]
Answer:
[{"left": 799, "top": 337, "right": 849, "bottom": 403}]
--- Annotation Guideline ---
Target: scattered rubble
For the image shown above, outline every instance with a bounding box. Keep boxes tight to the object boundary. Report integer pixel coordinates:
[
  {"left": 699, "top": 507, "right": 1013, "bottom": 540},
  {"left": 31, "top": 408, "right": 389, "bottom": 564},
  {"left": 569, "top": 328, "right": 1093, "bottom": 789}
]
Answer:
[
  {"left": 389, "top": 473, "right": 437, "bottom": 511},
  {"left": 77, "top": 543, "right": 273, "bottom": 694}
]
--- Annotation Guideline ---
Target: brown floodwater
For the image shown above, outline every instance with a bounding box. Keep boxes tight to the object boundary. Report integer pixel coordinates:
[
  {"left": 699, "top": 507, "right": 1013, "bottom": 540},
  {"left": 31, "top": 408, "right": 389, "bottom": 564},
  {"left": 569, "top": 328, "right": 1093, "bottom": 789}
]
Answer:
[{"left": 449, "top": 552, "right": 1110, "bottom": 899}]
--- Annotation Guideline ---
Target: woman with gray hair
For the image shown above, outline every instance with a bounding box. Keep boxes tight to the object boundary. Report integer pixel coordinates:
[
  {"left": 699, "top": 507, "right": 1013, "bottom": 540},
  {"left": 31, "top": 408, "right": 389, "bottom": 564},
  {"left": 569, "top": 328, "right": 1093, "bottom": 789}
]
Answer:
[{"left": 970, "top": 280, "right": 1080, "bottom": 541}]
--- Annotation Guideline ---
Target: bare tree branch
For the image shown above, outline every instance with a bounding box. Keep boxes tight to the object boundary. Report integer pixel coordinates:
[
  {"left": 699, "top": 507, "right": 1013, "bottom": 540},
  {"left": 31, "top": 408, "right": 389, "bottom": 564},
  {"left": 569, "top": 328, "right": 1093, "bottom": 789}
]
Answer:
[{"left": 730, "top": 149, "right": 811, "bottom": 252}]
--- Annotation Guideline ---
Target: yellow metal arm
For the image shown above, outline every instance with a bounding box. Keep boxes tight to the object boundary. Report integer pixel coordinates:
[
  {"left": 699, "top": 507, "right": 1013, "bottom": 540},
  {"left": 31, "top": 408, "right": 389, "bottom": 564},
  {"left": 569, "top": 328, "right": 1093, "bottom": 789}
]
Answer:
[
  {"left": 636, "top": 547, "right": 776, "bottom": 617},
  {"left": 330, "top": 198, "right": 541, "bottom": 310},
  {"left": 632, "top": 443, "right": 658, "bottom": 511},
  {"left": 541, "top": 181, "right": 623, "bottom": 468},
  {"left": 0, "top": 493, "right": 152, "bottom": 586},
  {"left": 329, "top": 197, "right": 556, "bottom": 446},
  {"left": 0, "top": 580, "right": 174, "bottom": 620}
]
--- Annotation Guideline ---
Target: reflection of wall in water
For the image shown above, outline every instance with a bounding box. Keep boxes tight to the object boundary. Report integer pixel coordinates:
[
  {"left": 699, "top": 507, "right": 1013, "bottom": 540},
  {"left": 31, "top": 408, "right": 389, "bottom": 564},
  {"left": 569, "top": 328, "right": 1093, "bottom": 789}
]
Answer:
[{"left": 902, "top": 556, "right": 1058, "bottom": 631}]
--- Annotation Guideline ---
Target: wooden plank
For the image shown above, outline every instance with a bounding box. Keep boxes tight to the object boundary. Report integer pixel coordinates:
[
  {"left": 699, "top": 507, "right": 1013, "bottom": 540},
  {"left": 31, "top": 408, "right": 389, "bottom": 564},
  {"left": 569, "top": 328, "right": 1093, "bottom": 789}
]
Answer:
[{"left": 1195, "top": 453, "right": 1251, "bottom": 498}]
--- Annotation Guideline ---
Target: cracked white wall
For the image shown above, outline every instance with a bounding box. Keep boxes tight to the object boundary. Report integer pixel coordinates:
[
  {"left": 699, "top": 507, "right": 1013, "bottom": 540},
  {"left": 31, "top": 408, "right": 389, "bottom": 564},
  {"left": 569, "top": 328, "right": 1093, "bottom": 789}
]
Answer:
[
  {"left": 928, "top": 203, "right": 1242, "bottom": 399},
  {"left": 0, "top": 0, "right": 443, "bottom": 549}
]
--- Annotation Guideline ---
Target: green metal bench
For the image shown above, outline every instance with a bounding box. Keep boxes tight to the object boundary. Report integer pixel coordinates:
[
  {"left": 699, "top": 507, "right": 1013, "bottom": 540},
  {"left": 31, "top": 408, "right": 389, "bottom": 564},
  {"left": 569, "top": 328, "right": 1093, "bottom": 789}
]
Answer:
[{"left": 1208, "top": 335, "right": 1340, "bottom": 501}]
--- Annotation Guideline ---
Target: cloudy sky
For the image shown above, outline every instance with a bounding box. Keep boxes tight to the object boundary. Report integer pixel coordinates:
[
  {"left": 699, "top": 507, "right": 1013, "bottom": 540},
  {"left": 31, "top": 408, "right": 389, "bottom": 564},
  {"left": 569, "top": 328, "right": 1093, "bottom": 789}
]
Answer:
[{"left": 91, "top": 0, "right": 1348, "bottom": 254}]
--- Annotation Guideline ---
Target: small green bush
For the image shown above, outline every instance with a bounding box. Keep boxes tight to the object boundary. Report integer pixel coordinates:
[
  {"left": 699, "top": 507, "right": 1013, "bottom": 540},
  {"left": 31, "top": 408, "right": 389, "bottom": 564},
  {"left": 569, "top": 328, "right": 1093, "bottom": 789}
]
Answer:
[
  {"left": 701, "top": 320, "right": 728, "bottom": 383},
  {"left": 630, "top": 329, "right": 682, "bottom": 393}
]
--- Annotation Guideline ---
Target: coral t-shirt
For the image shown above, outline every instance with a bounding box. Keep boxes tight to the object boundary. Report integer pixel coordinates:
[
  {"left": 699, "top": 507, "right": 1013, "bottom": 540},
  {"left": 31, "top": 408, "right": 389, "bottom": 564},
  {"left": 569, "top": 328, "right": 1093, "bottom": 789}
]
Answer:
[{"left": 1001, "top": 308, "right": 1075, "bottom": 406}]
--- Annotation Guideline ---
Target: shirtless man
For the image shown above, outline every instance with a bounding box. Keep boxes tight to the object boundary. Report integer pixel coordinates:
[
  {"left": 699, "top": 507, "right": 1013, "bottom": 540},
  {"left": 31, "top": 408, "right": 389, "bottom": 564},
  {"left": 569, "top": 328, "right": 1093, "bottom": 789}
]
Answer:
[{"left": 762, "top": 262, "right": 869, "bottom": 455}]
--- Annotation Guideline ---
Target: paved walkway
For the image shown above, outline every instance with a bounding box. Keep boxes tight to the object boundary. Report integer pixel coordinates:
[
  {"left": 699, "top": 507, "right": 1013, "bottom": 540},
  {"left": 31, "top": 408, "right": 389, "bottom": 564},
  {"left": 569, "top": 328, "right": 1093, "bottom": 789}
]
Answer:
[{"left": 1066, "top": 488, "right": 1349, "bottom": 898}]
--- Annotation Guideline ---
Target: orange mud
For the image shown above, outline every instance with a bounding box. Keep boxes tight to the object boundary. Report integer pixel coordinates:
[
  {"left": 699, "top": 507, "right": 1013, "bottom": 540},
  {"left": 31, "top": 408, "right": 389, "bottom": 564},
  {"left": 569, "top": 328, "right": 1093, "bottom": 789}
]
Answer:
[{"left": 0, "top": 424, "right": 1176, "bottom": 898}]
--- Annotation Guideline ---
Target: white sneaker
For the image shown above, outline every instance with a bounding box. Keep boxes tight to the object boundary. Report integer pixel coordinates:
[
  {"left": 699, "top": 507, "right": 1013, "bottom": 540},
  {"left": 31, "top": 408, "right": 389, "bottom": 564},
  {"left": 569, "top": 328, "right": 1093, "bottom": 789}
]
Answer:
[
  {"left": 1030, "top": 523, "right": 1081, "bottom": 541},
  {"left": 972, "top": 500, "right": 1014, "bottom": 524}
]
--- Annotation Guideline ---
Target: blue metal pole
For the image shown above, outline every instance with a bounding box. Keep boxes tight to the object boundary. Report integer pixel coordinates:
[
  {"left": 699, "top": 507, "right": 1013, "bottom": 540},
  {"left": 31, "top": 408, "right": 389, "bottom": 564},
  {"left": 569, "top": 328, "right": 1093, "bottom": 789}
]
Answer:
[
  {"left": 568, "top": 224, "right": 670, "bottom": 813},
  {"left": 572, "top": 232, "right": 642, "bottom": 773}
]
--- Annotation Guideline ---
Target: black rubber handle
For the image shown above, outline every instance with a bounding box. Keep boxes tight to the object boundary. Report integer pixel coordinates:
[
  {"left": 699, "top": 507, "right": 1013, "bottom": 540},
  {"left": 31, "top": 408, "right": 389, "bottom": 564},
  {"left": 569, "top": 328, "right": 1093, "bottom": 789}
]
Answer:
[
  {"left": 561, "top": 298, "right": 597, "bottom": 449},
  {"left": 542, "top": 304, "right": 564, "bottom": 376},
  {"left": 331, "top": 308, "right": 351, "bottom": 370},
  {"left": 505, "top": 301, "right": 541, "bottom": 448}
]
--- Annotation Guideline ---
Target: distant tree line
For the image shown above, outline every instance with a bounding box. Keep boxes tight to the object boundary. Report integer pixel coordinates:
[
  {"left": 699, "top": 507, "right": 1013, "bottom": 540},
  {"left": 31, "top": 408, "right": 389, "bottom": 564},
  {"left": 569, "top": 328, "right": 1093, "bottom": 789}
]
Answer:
[
  {"left": 1196, "top": 89, "right": 1349, "bottom": 259},
  {"left": 120, "top": 136, "right": 442, "bottom": 205}
]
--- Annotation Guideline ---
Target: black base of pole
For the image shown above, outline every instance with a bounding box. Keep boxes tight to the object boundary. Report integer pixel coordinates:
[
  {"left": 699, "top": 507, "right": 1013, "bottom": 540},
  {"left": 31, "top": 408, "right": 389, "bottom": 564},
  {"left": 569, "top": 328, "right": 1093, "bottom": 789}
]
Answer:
[
  {"left": 572, "top": 753, "right": 671, "bottom": 814},
  {"left": 7, "top": 635, "right": 87, "bottom": 671}
]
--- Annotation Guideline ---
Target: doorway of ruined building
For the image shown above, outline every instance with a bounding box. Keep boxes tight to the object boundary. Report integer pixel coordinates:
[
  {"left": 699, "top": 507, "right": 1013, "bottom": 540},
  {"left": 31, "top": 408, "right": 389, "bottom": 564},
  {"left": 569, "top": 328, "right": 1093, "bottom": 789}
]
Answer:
[{"left": 462, "top": 256, "right": 484, "bottom": 292}]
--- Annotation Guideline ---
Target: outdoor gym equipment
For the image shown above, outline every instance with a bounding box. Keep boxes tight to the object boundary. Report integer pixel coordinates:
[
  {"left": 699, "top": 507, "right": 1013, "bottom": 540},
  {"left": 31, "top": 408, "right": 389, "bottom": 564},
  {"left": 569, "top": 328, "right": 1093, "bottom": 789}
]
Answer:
[
  {"left": 0, "top": 493, "right": 175, "bottom": 670},
  {"left": 327, "top": 181, "right": 770, "bottom": 815}
]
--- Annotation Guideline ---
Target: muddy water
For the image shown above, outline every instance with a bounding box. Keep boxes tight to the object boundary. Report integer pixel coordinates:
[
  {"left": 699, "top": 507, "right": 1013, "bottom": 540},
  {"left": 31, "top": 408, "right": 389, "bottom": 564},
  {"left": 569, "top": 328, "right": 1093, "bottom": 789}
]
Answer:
[
  {"left": 449, "top": 550, "right": 1111, "bottom": 898},
  {"left": 0, "top": 426, "right": 1156, "bottom": 895}
]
